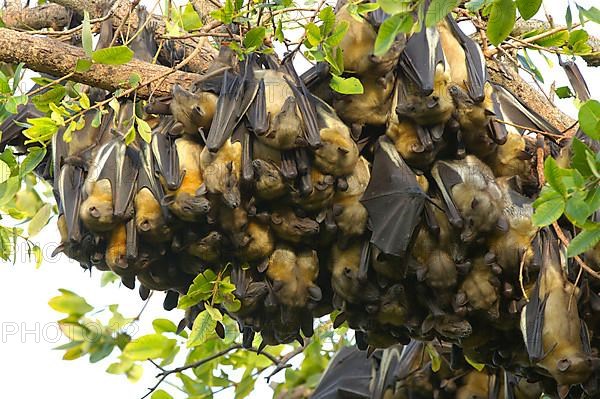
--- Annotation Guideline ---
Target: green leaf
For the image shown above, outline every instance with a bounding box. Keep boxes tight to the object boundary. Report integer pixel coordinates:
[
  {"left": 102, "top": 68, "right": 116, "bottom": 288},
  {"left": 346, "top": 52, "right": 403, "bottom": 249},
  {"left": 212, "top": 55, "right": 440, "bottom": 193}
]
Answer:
[
  {"left": 555, "top": 86, "right": 574, "bottom": 99},
  {"left": 516, "top": 0, "right": 541, "bottom": 20},
  {"left": 305, "top": 22, "right": 322, "bottom": 47},
  {"left": 153, "top": 319, "right": 178, "bottom": 334},
  {"left": 122, "top": 334, "right": 176, "bottom": 360},
  {"left": 82, "top": 11, "right": 93, "bottom": 57},
  {"left": 378, "top": 0, "right": 411, "bottom": 15},
  {"left": 579, "top": 100, "right": 600, "bottom": 140},
  {"left": 89, "top": 342, "right": 115, "bottom": 363},
  {"left": 532, "top": 194, "right": 565, "bottom": 227},
  {"left": 487, "top": 0, "right": 516, "bottom": 46},
  {"left": 0, "top": 159, "right": 9, "bottom": 184},
  {"left": 425, "top": 343, "right": 441, "bottom": 372},
  {"left": 79, "top": 92, "right": 90, "bottom": 109},
  {"left": 0, "top": 176, "right": 20, "bottom": 207},
  {"left": 544, "top": 157, "right": 566, "bottom": 196},
  {"left": 534, "top": 30, "right": 568, "bottom": 47},
  {"left": 100, "top": 271, "right": 119, "bottom": 286},
  {"left": 136, "top": 117, "right": 152, "bottom": 143},
  {"left": 426, "top": 0, "right": 460, "bottom": 27},
  {"left": 204, "top": 302, "right": 223, "bottom": 322},
  {"left": 326, "top": 21, "right": 349, "bottom": 47},
  {"left": 319, "top": 6, "right": 336, "bottom": 36},
  {"left": 566, "top": 5, "right": 573, "bottom": 29},
  {"left": 187, "top": 310, "right": 217, "bottom": 348},
  {"left": 465, "top": 0, "right": 486, "bottom": 12},
  {"left": 151, "top": 390, "right": 173, "bottom": 399},
  {"left": 92, "top": 46, "right": 134, "bottom": 65},
  {"left": 566, "top": 196, "right": 590, "bottom": 226},
  {"left": 48, "top": 289, "right": 93, "bottom": 315},
  {"left": 569, "top": 29, "right": 589, "bottom": 46},
  {"left": 178, "top": 269, "right": 217, "bottom": 309},
  {"left": 31, "top": 245, "right": 42, "bottom": 268},
  {"left": 581, "top": 6, "right": 600, "bottom": 24},
  {"left": 571, "top": 138, "right": 594, "bottom": 177},
  {"left": 357, "top": 3, "right": 380, "bottom": 17},
  {"left": 126, "top": 363, "right": 144, "bottom": 382},
  {"left": 567, "top": 226, "right": 600, "bottom": 257},
  {"left": 243, "top": 27, "right": 266, "bottom": 50},
  {"left": 374, "top": 13, "right": 412, "bottom": 57},
  {"left": 329, "top": 75, "right": 364, "bottom": 95},
  {"left": 465, "top": 355, "right": 486, "bottom": 371},
  {"left": 23, "top": 117, "right": 58, "bottom": 143},
  {"left": 28, "top": 203, "right": 52, "bottom": 236},
  {"left": 181, "top": 2, "right": 203, "bottom": 31},
  {"left": 5, "top": 94, "right": 28, "bottom": 114},
  {"left": 20, "top": 146, "right": 46, "bottom": 177}
]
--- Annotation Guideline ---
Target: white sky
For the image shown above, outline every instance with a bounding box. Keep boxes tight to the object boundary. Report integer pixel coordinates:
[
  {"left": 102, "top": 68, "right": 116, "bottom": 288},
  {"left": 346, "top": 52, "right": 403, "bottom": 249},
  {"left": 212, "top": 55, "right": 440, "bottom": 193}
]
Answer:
[{"left": 0, "top": 1, "right": 599, "bottom": 398}]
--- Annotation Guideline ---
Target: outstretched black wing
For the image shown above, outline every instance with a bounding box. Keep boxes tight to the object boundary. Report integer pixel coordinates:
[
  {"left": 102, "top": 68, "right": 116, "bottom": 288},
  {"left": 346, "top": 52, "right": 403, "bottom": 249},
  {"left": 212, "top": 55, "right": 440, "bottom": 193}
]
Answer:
[{"left": 312, "top": 346, "right": 373, "bottom": 399}]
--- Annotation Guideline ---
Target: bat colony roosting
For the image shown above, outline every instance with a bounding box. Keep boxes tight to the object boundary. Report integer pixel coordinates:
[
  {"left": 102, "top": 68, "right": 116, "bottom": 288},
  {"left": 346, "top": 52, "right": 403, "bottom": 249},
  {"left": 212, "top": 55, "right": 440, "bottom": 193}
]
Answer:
[{"left": 2, "top": 1, "right": 600, "bottom": 397}]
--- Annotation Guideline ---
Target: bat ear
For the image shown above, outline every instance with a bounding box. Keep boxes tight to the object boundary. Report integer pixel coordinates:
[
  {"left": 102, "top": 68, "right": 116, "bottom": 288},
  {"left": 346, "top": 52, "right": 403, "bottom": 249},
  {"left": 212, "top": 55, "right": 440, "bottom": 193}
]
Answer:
[
  {"left": 257, "top": 259, "right": 269, "bottom": 273},
  {"left": 195, "top": 184, "right": 207, "bottom": 196},
  {"left": 271, "top": 214, "right": 282, "bottom": 225},
  {"left": 496, "top": 217, "right": 509, "bottom": 232},
  {"left": 162, "top": 194, "right": 176, "bottom": 206},
  {"left": 557, "top": 358, "right": 572, "bottom": 372},
  {"left": 89, "top": 206, "right": 100, "bottom": 218},
  {"left": 139, "top": 219, "right": 151, "bottom": 232},
  {"left": 337, "top": 146, "right": 349, "bottom": 155},
  {"left": 470, "top": 198, "right": 479, "bottom": 209},
  {"left": 307, "top": 285, "right": 322, "bottom": 302}
]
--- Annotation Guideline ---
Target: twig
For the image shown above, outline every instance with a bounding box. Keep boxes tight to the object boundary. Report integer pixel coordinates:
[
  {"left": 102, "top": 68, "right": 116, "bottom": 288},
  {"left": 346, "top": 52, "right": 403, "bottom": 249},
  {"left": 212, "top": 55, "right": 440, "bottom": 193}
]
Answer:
[
  {"left": 487, "top": 23, "right": 581, "bottom": 57},
  {"left": 110, "top": 0, "right": 142, "bottom": 47},
  {"left": 264, "top": 339, "right": 309, "bottom": 382},
  {"left": 552, "top": 222, "right": 600, "bottom": 281},
  {"left": 493, "top": 118, "right": 563, "bottom": 138},
  {"left": 20, "top": 12, "right": 113, "bottom": 36},
  {"left": 282, "top": 0, "right": 327, "bottom": 63}
]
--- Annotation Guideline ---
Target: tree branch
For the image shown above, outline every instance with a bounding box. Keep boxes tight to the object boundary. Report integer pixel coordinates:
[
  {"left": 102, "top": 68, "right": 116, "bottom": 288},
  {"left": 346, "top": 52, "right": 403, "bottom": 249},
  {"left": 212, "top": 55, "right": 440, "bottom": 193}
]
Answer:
[
  {"left": 0, "top": 28, "right": 200, "bottom": 98},
  {"left": 2, "top": 3, "right": 72, "bottom": 30}
]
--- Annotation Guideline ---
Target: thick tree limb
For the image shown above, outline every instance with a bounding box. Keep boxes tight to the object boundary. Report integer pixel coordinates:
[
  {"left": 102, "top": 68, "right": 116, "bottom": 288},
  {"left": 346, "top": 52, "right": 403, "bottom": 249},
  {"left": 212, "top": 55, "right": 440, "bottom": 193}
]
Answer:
[
  {"left": 2, "top": 3, "right": 72, "bottom": 30},
  {"left": 0, "top": 28, "right": 199, "bottom": 98}
]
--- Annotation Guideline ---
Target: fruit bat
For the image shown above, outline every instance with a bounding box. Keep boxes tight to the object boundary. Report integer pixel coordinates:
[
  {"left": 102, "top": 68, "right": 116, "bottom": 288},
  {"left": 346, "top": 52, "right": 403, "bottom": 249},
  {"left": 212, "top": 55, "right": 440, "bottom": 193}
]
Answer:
[
  {"left": 235, "top": 221, "right": 275, "bottom": 263},
  {"left": 169, "top": 83, "right": 218, "bottom": 136},
  {"left": 186, "top": 230, "right": 223, "bottom": 264},
  {"left": 487, "top": 177, "right": 538, "bottom": 274},
  {"left": 431, "top": 155, "right": 507, "bottom": 242},
  {"left": 332, "top": 156, "right": 370, "bottom": 239},
  {"left": 313, "top": 97, "right": 360, "bottom": 177},
  {"left": 439, "top": 16, "right": 487, "bottom": 102},
  {"left": 266, "top": 245, "right": 322, "bottom": 308},
  {"left": 361, "top": 136, "right": 427, "bottom": 258},
  {"left": 333, "top": 74, "right": 395, "bottom": 136},
  {"left": 397, "top": 15, "right": 445, "bottom": 96},
  {"left": 330, "top": 240, "right": 380, "bottom": 305},
  {"left": 459, "top": 257, "right": 500, "bottom": 319},
  {"left": 376, "top": 284, "right": 409, "bottom": 328},
  {"left": 290, "top": 168, "right": 336, "bottom": 213},
  {"left": 200, "top": 136, "right": 241, "bottom": 209},
  {"left": 80, "top": 130, "right": 139, "bottom": 233},
  {"left": 164, "top": 136, "right": 210, "bottom": 221},
  {"left": 485, "top": 132, "right": 533, "bottom": 184},
  {"left": 267, "top": 207, "right": 320, "bottom": 244},
  {"left": 334, "top": 2, "right": 404, "bottom": 78},
  {"left": 128, "top": 6, "right": 159, "bottom": 63},
  {"left": 522, "top": 230, "right": 593, "bottom": 386},
  {"left": 370, "top": 344, "right": 402, "bottom": 399},
  {"left": 105, "top": 220, "right": 142, "bottom": 278},
  {"left": 252, "top": 159, "right": 286, "bottom": 201},
  {"left": 311, "top": 346, "right": 373, "bottom": 399},
  {"left": 217, "top": 202, "right": 249, "bottom": 249},
  {"left": 151, "top": 117, "right": 184, "bottom": 191}
]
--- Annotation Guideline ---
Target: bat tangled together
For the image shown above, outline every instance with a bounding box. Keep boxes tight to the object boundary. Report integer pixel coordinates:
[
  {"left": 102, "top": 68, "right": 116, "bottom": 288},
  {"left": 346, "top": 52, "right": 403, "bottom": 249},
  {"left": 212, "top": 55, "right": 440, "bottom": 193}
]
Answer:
[{"left": 3, "top": 2, "right": 600, "bottom": 397}]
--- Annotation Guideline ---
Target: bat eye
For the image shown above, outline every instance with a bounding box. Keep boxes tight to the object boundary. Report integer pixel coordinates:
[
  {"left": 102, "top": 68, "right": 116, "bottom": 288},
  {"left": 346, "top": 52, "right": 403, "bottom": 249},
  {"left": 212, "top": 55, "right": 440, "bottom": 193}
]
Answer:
[
  {"left": 139, "top": 220, "right": 151, "bottom": 232},
  {"left": 343, "top": 267, "right": 352, "bottom": 277}
]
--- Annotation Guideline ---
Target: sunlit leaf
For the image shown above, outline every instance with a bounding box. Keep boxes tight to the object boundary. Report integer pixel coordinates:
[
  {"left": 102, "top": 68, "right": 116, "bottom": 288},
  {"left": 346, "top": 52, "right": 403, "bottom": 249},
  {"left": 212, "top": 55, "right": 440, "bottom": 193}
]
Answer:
[
  {"left": 329, "top": 75, "right": 364, "bottom": 94},
  {"left": 487, "top": 0, "right": 516, "bottom": 46},
  {"left": 187, "top": 310, "right": 217, "bottom": 348},
  {"left": 92, "top": 46, "right": 134, "bottom": 65},
  {"left": 578, "top": 100, "right": 600, "bottom": 140},
  {"left": 567, "top": 225, "right": 600, "bottom": 257},
  {"left": 516, "top": 0, "right": 541, "bottom": 20}
]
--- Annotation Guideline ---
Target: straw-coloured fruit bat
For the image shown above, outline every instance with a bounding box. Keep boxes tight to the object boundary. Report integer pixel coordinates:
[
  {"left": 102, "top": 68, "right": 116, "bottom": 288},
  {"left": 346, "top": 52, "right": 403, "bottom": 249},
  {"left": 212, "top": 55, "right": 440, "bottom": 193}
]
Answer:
[
  {"left": 266, "top": 246, "right": 321, "bottom": 308},
  {"left": 522, "top": 231, "right": 593, "bottom": 386},
  {"left": 432, "top": 155, "right": 507, "bottom": 242},
  {"left": 164, "top": 136, "right": 210, "bottom": 221},
  {"left": 252, "top": 159, "right": 286, "bottom": 201},
  {"left": 332, "top": 156, "right": 370, "bottom": 238},
  {"left": 236, "top": 221, "right": 275, "bottom": 262},
  {"left": 290, "top": 168, "right": 336, "bottom": 212},
  {"left": 187, "top": 231, "right": 223, "bottom": 264},
  {"left": 169, "top": 84, "right": 218, "bottom": 136},
  {"left": 376, "top": 284, "right": 408, "bottom": 327},
  {"left": 334, "top": 3, "right": 404, "bottom": 79},
  {"left": 459, "top": 258, "right": 500, "bottom": 319},
  {"left": 487, "top": 177, "right": 538, "bottom": 274},
  {"left": 330, "top": 241, "right": 379, "bottom": 305},
  {"left": 486, "top": 132, "right": 533, "bottom": 183},
  {"left": 268, "top": 207, "right": 320, "bottom": 244},
  {"left": 200, "top": 138, "right": 241, "bottom": 209},
  {"left": 313, "top": 98, "right": 359, "bottom": 177},
  {"left": 151, "top": 117, "right": 184, "bottom": 191}
]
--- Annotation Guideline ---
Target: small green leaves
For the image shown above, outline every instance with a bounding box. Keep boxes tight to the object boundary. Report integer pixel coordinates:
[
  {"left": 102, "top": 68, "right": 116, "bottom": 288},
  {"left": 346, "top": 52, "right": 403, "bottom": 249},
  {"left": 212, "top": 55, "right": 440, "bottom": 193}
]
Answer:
[
  {"left": 425, "top": 343, "right": 441, "bottom": 372},
  {"left": 426, "top": 0, "right": 460, "bottom": 27},
  {"left": 579, "top": 100, "right": 600, "bottom": 140},
  {"left": 465, "top": 355, "right": 486, "bottom": 372},
  {"left": 516, "top": 0, "right": 541, "bottom": 20},
  {"left": 544, "top": 157, "right": 567, "bottom": 196},
  {"left": 23, "top": 117, "right": 59, "bottom": 143},
  {"left": 92, "top": 46, "right": 134, "bottom": 65},
  {"left": 374, "top": 13, "right": 412, "bottom": 57},
  {"left": 178, "top": 269, "right": 217, "bottom": 309},
  {"left": 329, "top": 75, "right": 364, "bottom": 95},
  {"left": 181, "top": 2, "right": 203, "bottom": 31},
  {"left": 567, "top": 225, "right": 600, "bottom": 257},
  {"left": 122, "top": 334, "right": 177, "bottom": 360},
  {"left": 243, "top": 27, "right": 266, "bottom": 51},
  {"left": 5, "top": 94, "right": 28, "bottom": 114},
  {"left": 555, "top": 86, "right": 574, "bottom": 99},
  {"left": 48, "top": 289, "right": 94, "bottom": 316},
  {"left": 211, "top": 0, "right": 234, "bottom": 24},
  {"left": 487, "top": 0, "right": 516, "bottom": 46},
  {"left": 187, "top": 310, "right": 217, "bottom": 348},
  {"left": 377, "top": 0, "right": 411, "bottom": 15},
  {"left": 532, "top": 187, "right": 565, "bottom": 227},
  {"left": 28, "top": 203, "right": 52, "bottom": 236},
  {"left": 82, "top": 11, "right": 93, "bottom": 57},
  {"left": 151, "top": 390, "right": 174, "bottom": 399}
]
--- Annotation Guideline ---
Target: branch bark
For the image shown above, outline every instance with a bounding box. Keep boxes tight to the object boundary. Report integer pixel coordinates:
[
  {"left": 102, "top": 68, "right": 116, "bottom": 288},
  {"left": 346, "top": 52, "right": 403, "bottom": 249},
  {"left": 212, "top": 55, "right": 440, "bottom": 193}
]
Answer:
[
  {"left": 0, "top": 28, "right": 199, "bottom": 98},
  {"left": 2, "top": 3, "right": 72, "bottom": 30}
]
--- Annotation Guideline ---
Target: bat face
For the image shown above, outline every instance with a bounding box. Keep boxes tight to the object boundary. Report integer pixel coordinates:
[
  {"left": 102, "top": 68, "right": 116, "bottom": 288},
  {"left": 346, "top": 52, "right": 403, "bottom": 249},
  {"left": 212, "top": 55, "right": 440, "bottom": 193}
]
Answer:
[
  {"left": 200, "top": 138, "right": 242, "bottom": 209},
  {"left": 134, "top": 187, "right": 171, "bottom": 243},
  {"left": 252, "top": 159, "right": 286, "bottom": 200},
  {"left": 187, "top": 231, "right": 223, "bottom": 264},
  {"left": 235, "top": 221, "right": 275, "bottom": 262},
  {"left": 170, "top": 83, "right": 218, "bottom": 136},
  {"left": 269, "top": 207, "right": 320, "bottom": 244}
]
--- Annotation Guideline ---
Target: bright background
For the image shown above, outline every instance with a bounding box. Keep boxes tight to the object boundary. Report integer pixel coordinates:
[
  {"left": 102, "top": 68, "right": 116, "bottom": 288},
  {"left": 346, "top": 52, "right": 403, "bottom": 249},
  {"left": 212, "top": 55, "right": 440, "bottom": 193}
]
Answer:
[{"left": 0, "top": 1, "right": 599, "bottom": 398}]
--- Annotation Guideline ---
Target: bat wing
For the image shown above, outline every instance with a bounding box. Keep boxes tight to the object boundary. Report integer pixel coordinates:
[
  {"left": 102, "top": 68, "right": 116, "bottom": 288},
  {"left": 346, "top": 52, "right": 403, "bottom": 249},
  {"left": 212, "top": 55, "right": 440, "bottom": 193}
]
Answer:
[
  {"left": 138, "top": 139, "right": 168, "bottom": 217},
  {"left": 372, "top": 345, "right": 403, "bottom": 399},
  {"left": 397, "top": 340, "right": 425, "bottom": 380},
  {"left": 311, "top": 346, "right": 373, "bottom": 399},
  {"left": 559, "top": 58, "right": 590, "bottom": 102},
  {"left": 360, "top": 136, "right": 426, "bottom": 257},
  {"left": 57, "top": 164, "right": 85, "bottom": 242},
  {"left": 431, "top": 161, "right": 464, "bottom": 228},
  {"left": 397, "top": 21, "right": 444, "bottom": 95},
  {"left": 95, "top": 138, "right": 140, "bottom": 218},
  {"left": 129, "top": 7, "right": 158, "bottom": 63},
  {"left": 487, "top": 89, "right": 508, "bottom": 144},
  {"left": 206, "top": 70, "right": 243, "bottom": 152},
  {"left": 446, "top": 15, "right": 487, "bottom": 102},
  {"left": 283, "top": 60, "right": 321, "bottom": 148},
  {"left": 246, "top": 78, "right": 269, "bottom": 135},
  {"left": 151, "top": 119, "right": 182, "bottom": 191},
  {"left": 126, "top": 217, "right": 138, "bottom": 260},
  {"left": 300, "top": 62, "right": 330, "bottom": 89},
  {"left": 493, "top": 84, "right": 561, "bottom": 135}
]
